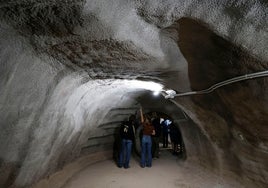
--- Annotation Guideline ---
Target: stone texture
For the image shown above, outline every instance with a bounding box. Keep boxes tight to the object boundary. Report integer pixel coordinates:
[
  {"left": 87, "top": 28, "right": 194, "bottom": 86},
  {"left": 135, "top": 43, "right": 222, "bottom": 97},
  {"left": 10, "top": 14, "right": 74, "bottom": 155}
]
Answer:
[{"left": 0, "top": 0, "right": 267, "bottom": 187}]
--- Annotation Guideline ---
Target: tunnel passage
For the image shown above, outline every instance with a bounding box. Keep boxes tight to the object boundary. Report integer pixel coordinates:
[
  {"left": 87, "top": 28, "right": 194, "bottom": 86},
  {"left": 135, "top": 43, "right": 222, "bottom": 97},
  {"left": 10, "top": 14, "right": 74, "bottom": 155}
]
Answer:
[
  {"left": 97, "top": 91, "right": 188, "bottom": 164},
  {"left": 0, "top": 1, "right": 268, "bottom": 188},
  {"left": 108, "top": 91, "right": 218, "bottom": 171}
]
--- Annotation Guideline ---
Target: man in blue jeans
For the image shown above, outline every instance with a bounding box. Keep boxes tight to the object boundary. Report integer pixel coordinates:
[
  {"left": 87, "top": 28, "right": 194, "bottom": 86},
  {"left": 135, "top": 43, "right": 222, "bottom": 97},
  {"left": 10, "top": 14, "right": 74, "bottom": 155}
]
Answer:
[{"left": 118, "top": 115, "right": 136, "bottom": 169}]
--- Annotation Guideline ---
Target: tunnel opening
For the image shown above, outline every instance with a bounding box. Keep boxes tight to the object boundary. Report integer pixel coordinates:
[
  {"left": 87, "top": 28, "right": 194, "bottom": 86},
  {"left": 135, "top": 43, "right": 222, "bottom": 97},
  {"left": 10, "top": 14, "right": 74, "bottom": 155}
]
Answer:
[
  {"left": 110, "top": 90, "right": 188, "bottom": 169},
  {"left": 110, "top": 106, "right": 189, "bottom": 182},
  {"left": 0, "top": 1, "right": 267, "bottom": 187}
]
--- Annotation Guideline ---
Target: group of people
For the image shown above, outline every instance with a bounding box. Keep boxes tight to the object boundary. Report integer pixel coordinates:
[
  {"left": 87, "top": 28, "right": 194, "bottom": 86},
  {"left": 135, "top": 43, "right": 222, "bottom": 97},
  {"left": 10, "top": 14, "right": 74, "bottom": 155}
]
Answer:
[{"left": 117, "top": 107, "right": 182, "bottom": 169}]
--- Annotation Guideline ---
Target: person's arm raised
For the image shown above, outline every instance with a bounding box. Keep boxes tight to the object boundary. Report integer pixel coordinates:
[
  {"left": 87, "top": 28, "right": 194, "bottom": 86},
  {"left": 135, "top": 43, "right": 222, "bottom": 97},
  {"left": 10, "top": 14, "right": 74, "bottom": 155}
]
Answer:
[{"left": 140, "top": 107, "right": 144, "bottom": 123}]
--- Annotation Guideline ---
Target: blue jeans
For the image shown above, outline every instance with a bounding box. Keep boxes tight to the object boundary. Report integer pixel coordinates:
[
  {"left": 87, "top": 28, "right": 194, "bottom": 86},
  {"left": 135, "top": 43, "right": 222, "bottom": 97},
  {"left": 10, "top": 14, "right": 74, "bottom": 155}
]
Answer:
[
  {"left": 118, "top": 139, "right": 133, "bottom": 168},
  {"left": 140, "top": 135, "right": 152, "bottom": 167}
]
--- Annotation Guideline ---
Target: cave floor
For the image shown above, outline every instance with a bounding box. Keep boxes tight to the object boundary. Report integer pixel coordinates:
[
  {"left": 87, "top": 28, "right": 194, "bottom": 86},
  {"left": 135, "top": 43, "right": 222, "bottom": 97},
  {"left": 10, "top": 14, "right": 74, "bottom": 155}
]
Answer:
[{"left": 62, "top": 148, "right": 243, "bottom": 188}]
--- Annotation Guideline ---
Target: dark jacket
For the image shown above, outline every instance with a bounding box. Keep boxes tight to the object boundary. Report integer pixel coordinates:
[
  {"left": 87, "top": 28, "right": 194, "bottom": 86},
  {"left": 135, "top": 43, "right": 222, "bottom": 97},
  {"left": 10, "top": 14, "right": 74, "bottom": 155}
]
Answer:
[
  {"left": 120, "top": 121, "right": 135, "bottom": 141},
  {"left": 152, "top": 117, "right": 161, "bottom": 137},
  {"left": 162, "top": 120, "right": 170, "bottom": 134},
  {"left": 169, "top": 123, "right": 180, "bottom": 144}
]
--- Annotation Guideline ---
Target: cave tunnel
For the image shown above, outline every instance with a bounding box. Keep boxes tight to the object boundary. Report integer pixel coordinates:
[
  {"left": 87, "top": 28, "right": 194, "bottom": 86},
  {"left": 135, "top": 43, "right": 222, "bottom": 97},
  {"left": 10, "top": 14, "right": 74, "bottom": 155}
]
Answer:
[{"left": 0, "top": 1, "right": 268, "bottom": 188}]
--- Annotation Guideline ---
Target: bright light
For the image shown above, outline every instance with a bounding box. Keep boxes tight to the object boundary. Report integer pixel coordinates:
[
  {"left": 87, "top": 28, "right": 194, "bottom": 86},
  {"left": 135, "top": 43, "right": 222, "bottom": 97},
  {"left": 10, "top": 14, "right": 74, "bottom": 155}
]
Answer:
[
  {"left": 153, "top": 91, "right": 160, "bottom": 96},
  {"left": 124, "top": 80, "right": 163, "bottom": 92}
]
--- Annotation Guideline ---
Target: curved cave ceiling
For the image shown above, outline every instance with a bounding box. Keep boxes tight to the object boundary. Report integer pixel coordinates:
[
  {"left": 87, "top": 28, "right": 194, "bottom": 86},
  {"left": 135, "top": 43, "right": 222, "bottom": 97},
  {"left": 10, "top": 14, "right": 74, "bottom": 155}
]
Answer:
[{"left": 0, "top": 0, "right": 267, "bottom": 188}]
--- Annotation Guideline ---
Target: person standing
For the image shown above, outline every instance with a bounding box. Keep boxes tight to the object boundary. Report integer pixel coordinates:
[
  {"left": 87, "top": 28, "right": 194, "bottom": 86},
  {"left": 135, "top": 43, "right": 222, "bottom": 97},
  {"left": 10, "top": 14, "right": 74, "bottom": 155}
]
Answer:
[
  {"left": 140, "top": 107, "right": 155, "bottom": 168},
  {"left": 118, "top": 115, "right": 136, "bottom": 169},
  {"left": 162, "top": 119, "right": 171, "bottom": 148},
  {"left": 169, "top": 122, "right": 180, "bottom": 155},
  {"left": 151, "top": 112, "right": 161, "bottom": 158}
]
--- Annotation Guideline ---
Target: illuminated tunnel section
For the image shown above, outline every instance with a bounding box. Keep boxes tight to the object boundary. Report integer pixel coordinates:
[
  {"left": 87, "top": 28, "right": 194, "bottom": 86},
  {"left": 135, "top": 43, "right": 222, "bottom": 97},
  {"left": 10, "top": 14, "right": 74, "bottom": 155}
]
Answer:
[{"left": 0, "top": 1, "right": 268, "bottom": 188}]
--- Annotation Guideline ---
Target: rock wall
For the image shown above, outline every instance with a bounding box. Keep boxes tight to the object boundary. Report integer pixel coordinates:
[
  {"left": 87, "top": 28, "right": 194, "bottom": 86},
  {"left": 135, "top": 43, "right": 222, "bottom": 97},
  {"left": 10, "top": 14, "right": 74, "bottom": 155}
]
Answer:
[{"left": 0, "top": 0, "right": 267, "bottom": 187}]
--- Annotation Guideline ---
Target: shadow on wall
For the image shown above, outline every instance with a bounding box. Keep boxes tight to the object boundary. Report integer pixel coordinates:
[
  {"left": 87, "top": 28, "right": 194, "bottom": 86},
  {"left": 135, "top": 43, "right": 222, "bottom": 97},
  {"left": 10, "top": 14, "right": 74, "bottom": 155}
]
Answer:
[
  {"left": 0, "top": 159, "right": 20, "bottom": 188},
  {"left": 168, "top": 17, "right": 266, "bottom": 90},
  {"left": 161, "top": 17, "right": 268, "bottom": 187}
]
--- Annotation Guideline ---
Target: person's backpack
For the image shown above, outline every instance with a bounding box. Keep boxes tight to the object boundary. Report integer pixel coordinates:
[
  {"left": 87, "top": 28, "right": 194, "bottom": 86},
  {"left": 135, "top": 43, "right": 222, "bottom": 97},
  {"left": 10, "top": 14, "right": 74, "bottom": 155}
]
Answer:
[
  {"left": 122, "top": 124, "right": 129, "bottom": 136},
  {"left": 120, "top": 122, "right": 135, "bottom": 140}
]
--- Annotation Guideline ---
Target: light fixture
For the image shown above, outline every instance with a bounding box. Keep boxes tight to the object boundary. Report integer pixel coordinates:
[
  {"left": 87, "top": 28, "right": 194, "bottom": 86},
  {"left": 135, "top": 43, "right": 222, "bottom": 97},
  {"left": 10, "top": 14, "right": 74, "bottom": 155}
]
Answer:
[
  {"left": 153, "top": 91, "right": 161, "bottom": 96},
  {"left": 163, "top": 89, "right": 177, "bottom": 99},
  {"left": 124, "top": 80, "right": 163, "bottom": 93},
  {"left": 122, "top": 80, "right": 178, "bottom": 99}
]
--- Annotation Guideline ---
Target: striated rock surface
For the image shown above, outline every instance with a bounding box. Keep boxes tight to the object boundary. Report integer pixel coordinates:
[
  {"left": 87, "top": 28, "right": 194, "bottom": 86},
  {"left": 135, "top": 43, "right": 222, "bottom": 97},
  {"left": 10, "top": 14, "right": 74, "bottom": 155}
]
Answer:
[{"left": 0, "top": 0, "right": 267, "bottom": 187}]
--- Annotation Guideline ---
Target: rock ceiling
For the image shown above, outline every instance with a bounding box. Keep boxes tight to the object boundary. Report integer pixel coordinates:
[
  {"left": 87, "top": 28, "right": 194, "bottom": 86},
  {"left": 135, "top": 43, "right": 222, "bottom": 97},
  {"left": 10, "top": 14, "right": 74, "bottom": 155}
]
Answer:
[{"left": 0, "top": 0, "right": 267, "bottom": 187}]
